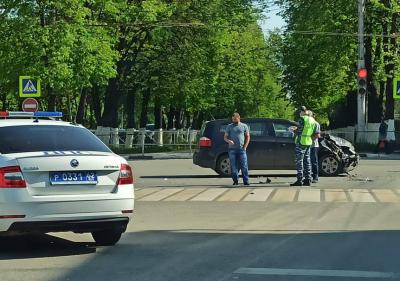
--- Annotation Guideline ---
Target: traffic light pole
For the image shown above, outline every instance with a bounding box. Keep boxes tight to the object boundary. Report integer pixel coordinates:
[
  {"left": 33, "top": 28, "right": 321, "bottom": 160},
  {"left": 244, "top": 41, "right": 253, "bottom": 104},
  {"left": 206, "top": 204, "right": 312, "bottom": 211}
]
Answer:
[{"left": 357, "top": 0, "right": 366, "bottom": 139}]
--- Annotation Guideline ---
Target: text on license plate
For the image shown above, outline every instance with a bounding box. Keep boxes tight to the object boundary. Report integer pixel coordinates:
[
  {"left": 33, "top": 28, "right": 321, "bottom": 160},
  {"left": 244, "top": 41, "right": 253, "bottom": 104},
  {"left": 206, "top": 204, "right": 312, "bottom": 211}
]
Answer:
[{"left": 50, "top": 171, "right": 97, "bottom": 185}]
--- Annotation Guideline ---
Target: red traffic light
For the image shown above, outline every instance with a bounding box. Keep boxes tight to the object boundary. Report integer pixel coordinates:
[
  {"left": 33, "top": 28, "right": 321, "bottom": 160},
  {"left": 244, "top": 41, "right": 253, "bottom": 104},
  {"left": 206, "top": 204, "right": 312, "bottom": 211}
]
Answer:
[{"left": 358, "top": 68, "right": 367, "bottom": 79}]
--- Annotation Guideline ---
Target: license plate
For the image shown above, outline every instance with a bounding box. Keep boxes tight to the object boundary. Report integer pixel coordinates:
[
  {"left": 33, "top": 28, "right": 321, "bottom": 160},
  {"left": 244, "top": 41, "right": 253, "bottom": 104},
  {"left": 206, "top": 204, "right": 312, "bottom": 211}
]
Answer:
[{"left": 50, "top": 171, "right": 97, "bottom": 185}]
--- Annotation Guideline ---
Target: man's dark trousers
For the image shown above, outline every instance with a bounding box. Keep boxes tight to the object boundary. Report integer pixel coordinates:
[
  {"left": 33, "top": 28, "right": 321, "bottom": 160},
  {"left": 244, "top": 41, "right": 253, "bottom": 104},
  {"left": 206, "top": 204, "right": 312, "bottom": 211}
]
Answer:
[
  {"left": 228, "top": 148, "right": 249, "bottom": 184},
  {"left": 310, "top": 147, "right": 319, "bottom": 181},
  {"left": 295, "top": 144, "right": 312, "bottom": 180}
]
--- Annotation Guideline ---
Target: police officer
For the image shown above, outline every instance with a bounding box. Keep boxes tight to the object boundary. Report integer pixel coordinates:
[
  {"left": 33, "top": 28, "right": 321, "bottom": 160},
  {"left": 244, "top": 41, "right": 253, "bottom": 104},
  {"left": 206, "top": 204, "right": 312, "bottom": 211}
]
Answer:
[{"left": 291, "top": 106, "right": 317, "bottom": 187}]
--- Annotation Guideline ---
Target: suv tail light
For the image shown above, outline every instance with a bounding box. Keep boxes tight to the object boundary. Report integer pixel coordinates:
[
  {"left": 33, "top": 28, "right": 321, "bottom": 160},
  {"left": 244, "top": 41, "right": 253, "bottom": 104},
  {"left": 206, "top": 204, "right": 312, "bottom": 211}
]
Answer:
[
  {"left": 117, "top": 164, "right": 134, "bottom": 185},
  {"left": 199, "top": 137, "right": 212, "bottom": 148},
  {"left": 0, "top": 166, "right": 27, "bottom": 188}
]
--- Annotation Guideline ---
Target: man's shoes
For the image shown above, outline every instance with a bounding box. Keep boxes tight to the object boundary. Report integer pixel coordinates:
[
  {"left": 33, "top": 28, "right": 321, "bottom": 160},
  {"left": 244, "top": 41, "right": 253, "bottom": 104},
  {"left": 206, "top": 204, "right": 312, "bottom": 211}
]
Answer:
[
  {"left": 232, "top": 182, "right": 239, "bottom": 186},
  {"left": 244, "top": 182, "right": 251, "bottom": 186},
  {"left": 303, "top": 179, "right": 311, "bottom": 186},
  {"left": 290, "top": 180, "right": 303, "bottom": 187},
  {"left": 312, "top": 178, "right": 318, "bottom": 183}
]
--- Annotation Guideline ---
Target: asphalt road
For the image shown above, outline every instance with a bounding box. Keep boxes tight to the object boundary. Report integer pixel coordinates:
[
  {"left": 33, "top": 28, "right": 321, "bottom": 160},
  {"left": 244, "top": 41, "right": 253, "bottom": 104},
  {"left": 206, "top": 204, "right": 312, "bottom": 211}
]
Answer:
[{"left": 1, "top": 159, "right": 400, "bottom": 281}]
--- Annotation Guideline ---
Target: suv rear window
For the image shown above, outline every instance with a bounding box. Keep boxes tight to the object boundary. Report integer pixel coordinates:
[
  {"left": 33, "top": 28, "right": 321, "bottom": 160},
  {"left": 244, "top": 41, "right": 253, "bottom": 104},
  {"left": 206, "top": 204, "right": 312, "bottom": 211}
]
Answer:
[
  {"left": 219, "top": 122, "right": 268, "bottom": 137},
  {"left": 0, "top": 125, "right": 111, "bottom": 154},
  {"left": 201, "top": 122, "right": 215, "bottom": 138}
]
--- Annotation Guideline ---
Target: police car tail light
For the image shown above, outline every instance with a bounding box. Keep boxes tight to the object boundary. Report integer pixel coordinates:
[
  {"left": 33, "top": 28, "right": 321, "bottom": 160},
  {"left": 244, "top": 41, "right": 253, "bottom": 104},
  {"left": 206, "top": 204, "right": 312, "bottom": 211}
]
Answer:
[
  {"left": 199, "top": 137, "right": 212, "bottom": 148},
  {"left": 117, "top": 164, "right": 134, "bottom": 185},
  {"left": 0, "top": 166, "right": 27, "bottom": 188}
]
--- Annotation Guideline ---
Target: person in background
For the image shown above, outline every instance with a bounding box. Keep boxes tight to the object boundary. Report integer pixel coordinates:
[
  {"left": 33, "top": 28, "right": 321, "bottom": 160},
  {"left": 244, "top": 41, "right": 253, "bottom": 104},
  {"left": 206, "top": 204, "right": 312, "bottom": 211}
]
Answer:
[
  {"left": 290, "top": 106, "right": 317, "bottom": 187},
  {"left": 376, "top": 117, "right": 389, "bottom": 153},
  {"left": 307, "top": 111, "right": 321, "bottom": 183},
  {"left": 224, "top": 113, "right": 251, "bottom": 186}
]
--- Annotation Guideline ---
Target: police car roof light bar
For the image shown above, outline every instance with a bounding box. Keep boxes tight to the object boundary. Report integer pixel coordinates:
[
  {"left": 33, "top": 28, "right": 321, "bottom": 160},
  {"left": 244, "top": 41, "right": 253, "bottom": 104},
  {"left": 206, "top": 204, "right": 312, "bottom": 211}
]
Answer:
[
  {"left": 34, "top": 111, "right": 63, "bottom": 118},
  {"left": 0, "top": 111, "right": 63, "bottom": 118}
]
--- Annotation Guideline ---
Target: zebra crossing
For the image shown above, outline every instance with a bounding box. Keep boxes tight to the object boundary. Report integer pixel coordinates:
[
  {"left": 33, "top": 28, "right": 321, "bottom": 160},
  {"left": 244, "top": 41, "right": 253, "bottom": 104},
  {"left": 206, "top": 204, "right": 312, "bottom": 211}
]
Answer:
[{"left": 134, "top": 187, "right": 400, "bottom": 203}]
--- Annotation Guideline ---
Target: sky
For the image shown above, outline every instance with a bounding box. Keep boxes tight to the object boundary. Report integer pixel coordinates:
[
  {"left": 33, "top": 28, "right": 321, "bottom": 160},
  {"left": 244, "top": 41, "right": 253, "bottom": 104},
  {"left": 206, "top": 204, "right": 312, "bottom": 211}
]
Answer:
[{"left": 260, "top": 6, "right": 285, "bottom": 34}]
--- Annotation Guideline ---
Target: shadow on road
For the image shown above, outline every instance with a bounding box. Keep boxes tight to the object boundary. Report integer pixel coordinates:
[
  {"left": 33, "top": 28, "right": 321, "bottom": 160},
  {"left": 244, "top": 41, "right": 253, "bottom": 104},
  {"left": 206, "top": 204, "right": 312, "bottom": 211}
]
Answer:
[
  {"left": 3, "top": 230, "right": 400, "bottom": 281},
  {"left": 0, "top": 234, "right": 96, "bottom": 260}
]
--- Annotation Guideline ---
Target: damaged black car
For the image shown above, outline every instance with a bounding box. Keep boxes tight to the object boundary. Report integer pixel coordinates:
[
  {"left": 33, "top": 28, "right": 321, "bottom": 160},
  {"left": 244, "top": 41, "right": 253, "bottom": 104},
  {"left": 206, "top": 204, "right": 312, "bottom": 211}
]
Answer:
[{"left": 193, "top": 118, "right": 359, "bottom": 177}]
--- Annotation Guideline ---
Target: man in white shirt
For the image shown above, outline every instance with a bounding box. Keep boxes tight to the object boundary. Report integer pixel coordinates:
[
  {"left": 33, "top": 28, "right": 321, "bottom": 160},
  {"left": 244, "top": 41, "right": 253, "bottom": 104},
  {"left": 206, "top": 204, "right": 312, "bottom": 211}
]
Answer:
[{"left": 308, "top": 111, "right": 321, "bottom": 183}]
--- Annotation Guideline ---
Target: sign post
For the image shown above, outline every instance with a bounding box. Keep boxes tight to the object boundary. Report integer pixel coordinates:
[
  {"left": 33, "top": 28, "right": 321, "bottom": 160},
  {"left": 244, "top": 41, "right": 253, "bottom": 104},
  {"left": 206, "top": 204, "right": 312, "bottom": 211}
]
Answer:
[{"left": 19, "top": 76, "right": 41, "bottom": 97}]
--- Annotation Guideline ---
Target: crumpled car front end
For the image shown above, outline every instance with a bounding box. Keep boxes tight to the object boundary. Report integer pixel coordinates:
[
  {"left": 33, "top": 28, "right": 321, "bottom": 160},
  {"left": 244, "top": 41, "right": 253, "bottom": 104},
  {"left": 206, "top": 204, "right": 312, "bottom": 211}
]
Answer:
[{"left": 320, "top": 135, "right": 359, "bottom": 173}]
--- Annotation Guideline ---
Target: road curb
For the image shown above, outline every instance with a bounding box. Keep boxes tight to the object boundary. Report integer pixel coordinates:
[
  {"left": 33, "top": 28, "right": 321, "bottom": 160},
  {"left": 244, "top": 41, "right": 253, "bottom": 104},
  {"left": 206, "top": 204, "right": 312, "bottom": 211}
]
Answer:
[{"left": 359, "top": 153, "right": 400, "bottom": 160}]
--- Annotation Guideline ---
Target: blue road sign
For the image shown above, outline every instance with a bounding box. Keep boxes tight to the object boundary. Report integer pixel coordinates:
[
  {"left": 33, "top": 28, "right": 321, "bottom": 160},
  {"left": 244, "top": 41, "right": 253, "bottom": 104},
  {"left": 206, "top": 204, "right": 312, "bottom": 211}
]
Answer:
[
  {"left": 394, "top": 78, "right": 400, "bottom": 100},
  {"left": 19, "top": 76, "right": 41, "bottom": 97}
]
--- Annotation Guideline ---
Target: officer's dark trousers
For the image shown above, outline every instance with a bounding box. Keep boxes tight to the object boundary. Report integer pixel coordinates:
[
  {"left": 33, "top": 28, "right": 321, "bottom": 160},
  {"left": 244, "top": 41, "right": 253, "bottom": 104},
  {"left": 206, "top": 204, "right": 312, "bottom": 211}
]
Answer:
[{"left": 295, "top": 144, "right": 312, "bottom": 180}]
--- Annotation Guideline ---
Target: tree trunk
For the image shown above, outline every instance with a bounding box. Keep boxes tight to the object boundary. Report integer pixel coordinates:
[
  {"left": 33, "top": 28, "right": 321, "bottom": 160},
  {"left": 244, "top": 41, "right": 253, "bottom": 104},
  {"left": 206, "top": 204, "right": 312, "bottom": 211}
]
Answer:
[
  {"left": 101, "top": 76, "right": 121, "bottom": 127},
  {"left": 139, "top": 88, "right": 151, "bottom": 128},
  {"left": 154, "top": 95, "right": 162, "bottom": 130},
  {"left": 76, "top": 88, "right": 88, "bottom": 124},
  {"left": 192, "top": 111, "right": 204, "bottom": 130},
  {"left": 167, "top": 107, "right": 175, "bottom": 129},
  {"left": 91, "top": 86, "right": 102, "bottom": 126},
  {"left": 1, "top": 93, "right": 6, "bottom": 111},
  {"left": 174, "top": 109, "right": 183, "bottom": 129},
  {"left": 126, "top": 88, "right": 137, "bottom": 129},
  {"left": 384, "top": 10, "right": 397, "bottom": 120},
  {"left": 47, "top": 93, "right": 56, "bottom": 111}
]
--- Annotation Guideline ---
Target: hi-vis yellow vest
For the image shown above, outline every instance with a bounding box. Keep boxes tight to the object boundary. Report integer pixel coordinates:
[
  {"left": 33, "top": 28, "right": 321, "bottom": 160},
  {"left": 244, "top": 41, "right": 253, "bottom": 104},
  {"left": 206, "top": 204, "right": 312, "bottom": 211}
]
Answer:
[{"left": 296, "top": 116, "right": 316, "bottom": 146}]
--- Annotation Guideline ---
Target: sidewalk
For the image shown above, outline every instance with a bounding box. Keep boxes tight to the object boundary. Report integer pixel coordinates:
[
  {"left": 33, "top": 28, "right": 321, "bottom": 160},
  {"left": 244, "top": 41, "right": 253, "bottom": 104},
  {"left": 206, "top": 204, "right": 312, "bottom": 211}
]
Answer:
[
  {"left": 122, "top": 152, "right": 193, "bottom": 160},
  {"left": 122, "top": 151, "right": 400, "bottom": 160}
]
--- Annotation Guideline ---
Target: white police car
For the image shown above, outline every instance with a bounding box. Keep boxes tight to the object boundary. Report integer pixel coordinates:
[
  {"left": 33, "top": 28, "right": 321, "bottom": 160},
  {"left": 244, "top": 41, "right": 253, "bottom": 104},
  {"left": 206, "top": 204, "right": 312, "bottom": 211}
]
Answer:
[{"left": 0, "top": 111, "right": 134, "bottom": 246}]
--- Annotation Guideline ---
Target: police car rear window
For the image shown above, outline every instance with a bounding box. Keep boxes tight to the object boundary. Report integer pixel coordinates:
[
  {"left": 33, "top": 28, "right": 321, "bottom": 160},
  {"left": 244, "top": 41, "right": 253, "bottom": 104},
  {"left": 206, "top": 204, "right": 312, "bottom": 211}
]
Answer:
[{"left": 0, "top": 125, "right": 111, "bottom": 154}]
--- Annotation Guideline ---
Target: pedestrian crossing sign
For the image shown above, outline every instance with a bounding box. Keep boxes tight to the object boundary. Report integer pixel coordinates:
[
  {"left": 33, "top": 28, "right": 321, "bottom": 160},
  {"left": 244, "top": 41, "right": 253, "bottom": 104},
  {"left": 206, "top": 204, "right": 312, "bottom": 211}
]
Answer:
[
  {"left": 19, "top": 76, "right": 41, "bottom": 97},
  {"left": 394, "top": 77, "right": 400, "bottom": 100}
]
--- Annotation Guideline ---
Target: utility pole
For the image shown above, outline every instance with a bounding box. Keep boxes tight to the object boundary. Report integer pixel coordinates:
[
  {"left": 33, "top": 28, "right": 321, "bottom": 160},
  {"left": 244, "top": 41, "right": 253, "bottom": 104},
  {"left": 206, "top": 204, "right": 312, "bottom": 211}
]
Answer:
[{"left": 357, "top": 0, "right": 366, "bottom": 140}]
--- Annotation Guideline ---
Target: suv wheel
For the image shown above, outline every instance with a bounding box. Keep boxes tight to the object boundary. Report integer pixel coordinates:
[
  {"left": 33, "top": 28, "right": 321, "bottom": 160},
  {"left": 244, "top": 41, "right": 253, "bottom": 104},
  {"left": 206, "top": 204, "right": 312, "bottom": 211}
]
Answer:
[
  {"left": 92, "top": 228, "right": 123, "bottom": 246},
  {"left": 319, "top": 154, "right": 342, "bottom": 176},
  {"left": 215, "top": 154, "right": 230, "bottom": 177}
]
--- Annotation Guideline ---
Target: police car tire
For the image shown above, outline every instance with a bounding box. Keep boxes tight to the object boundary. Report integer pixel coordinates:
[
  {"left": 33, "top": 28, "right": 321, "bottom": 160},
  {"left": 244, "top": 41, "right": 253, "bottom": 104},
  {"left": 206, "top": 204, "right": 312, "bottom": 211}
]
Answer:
[
  {"left": 319, "top": 154, "right": 342, "bottom": 177},
  {"left": 92, "top": 228, "right": 123, "bottom": 246},
  {"left": 215, "top": 154, "right": 231, "bottom": 177}
]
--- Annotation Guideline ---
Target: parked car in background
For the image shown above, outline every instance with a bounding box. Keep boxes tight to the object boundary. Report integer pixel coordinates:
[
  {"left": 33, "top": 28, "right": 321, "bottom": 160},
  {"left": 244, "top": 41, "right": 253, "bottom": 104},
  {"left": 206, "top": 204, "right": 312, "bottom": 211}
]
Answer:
[{"left": 193, "top": 118, "right": 359, "bottom": 177}]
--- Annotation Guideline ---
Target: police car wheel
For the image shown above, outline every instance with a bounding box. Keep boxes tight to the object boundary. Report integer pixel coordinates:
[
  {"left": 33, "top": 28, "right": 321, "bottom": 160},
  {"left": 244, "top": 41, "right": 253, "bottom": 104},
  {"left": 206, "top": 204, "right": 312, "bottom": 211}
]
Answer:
[
  {"left": 319, "top": 154, "right": 342, "bottom": 177},
  {"left": 215, "top": 154, "right": 231, "bottom": 177}
]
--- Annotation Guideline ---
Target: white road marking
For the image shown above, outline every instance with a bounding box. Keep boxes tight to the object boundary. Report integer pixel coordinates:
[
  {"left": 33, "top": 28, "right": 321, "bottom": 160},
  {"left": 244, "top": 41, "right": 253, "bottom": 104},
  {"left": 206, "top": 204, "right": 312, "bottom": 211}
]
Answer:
[
  {"left": 163, "top": 188, "right": 206, "bottom": 201},
  {"left": 139, "top": 188, "right": 183, "bottom": 201},
  {"left": 270, "top": 189, "right": 297, "bottom": 202},
  {"left": 348, "top": 189, "right": 376, "bottom": 203},
  {"left": 371, "top": 189, "right": 400, "bottom": 203},
  {"left": 135, "top": 188, "right": 161, "bottom": 199},
  {"left": 298, "top": 189, "right": 321, "bottom": 202},
  {"left": 217, "top": 188, "right": 251, "bottom": 202},
  {"left": 243, "top": 188, "right": 274, "bottom": 201},
  {"left": 135, "top": 188, "right": 400, "bottom": 203},
  {"left": 190, "top": 188, "right": 229, "bottom": 201},
  {"left": 325, "top": 189, "right": 348, "bottom": 202},
  {"left": 234, "top": 267, "right": 398, "bottom": 279}
]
